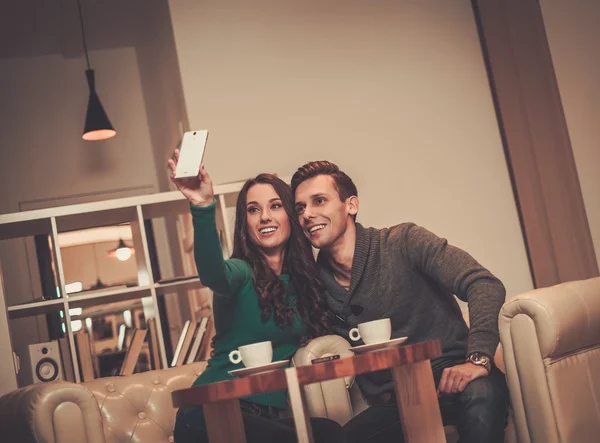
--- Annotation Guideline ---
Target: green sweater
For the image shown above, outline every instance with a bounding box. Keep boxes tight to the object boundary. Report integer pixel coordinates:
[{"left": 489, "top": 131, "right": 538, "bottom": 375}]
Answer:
[{"left": 189, "top": 201, "right": 305, "bottom": 409}]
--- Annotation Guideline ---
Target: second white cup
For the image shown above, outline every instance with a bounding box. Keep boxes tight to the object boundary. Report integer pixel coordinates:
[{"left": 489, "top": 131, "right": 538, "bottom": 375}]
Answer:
[
  {"left": 349, "top": 318, "right": 392, "bottom": 344},
  {"left": 229, "top": 341, "right": 273, "bottom": 368}
]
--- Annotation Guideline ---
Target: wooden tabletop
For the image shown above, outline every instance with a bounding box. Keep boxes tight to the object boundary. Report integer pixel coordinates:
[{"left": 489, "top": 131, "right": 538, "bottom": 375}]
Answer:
[{"left": 172, "top": 339, "right": 441, "bottom": 408}]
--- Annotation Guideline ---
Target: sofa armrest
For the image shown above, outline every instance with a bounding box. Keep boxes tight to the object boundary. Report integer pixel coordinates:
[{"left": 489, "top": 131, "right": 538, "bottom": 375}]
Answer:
[
  {"left": 293, "top": 335, "right": 354, "bottom": 425},
  {"left": 0, "top": 380, "right": 105, "bottom": 443}
]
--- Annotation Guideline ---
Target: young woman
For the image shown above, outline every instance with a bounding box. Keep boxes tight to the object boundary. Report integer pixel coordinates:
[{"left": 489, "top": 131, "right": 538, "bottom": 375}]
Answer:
[{"left": 168, "top": 151, "right": 342, "bottom": 443}]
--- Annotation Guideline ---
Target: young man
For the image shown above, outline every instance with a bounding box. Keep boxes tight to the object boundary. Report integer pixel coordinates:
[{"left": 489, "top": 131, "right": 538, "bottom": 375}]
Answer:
[{"left": 291, "top": 161, "right": 509, "bottom": 443}]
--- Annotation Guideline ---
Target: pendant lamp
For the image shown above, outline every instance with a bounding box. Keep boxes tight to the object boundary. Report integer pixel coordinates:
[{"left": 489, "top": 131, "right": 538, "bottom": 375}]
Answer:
[{"left": 77, "top": 0, "right": 116, "bottom": 141}]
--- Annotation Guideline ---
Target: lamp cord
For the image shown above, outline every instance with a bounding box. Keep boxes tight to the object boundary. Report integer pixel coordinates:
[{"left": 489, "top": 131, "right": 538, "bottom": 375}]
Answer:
[
  {"left": 76, "top": 0, "right": 91, "bottom": 70},
  {"left": 93, "top": 243, "right": 100, "bottom": 281}
]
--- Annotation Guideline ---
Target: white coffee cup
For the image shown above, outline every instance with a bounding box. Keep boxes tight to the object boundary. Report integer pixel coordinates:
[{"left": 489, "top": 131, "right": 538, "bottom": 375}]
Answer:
[
  {"left": 228, "top": 341, "right": 273, "bottom": 367},
  {"left": 349, "top": 318, "right": 392, "bottom": 344}
]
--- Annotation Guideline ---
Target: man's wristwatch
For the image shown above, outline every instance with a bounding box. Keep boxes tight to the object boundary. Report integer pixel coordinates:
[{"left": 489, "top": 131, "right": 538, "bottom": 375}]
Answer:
[{"left": 466, "top": 352, "right": 492, "bottom": 373}]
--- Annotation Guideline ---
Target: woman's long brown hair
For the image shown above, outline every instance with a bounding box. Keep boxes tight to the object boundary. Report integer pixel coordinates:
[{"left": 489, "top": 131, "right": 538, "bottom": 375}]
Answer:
[{"left": 231, "top": 174, "right": 331, "bottom": 340}]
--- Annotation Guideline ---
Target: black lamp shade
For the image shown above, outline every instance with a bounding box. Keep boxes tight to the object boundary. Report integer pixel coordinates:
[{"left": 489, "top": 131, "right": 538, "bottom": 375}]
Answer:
[{"left": 83, "top": 69, "right": 116, "bottom": 141}]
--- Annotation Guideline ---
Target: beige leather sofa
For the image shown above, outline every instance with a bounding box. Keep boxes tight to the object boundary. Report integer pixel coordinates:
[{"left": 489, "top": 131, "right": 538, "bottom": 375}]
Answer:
[{"left": 499, "top": 277, "right": 600, "bottom": 443}]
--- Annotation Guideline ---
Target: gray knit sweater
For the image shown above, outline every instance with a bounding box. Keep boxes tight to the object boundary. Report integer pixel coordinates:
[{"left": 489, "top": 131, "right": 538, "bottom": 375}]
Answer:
[{"left": 317, "top": 222, "right": 506, "bottom": 397}]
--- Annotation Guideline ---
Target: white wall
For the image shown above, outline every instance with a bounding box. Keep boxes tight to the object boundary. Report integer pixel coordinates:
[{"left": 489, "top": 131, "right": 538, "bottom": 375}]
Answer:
[
  {"left": 136, "top": 0, "right": 189, "bottom": 193},
  {"left": 168, "top": 0, "right": 534, "bottom": 300},
  {"left": 540, "top": 0, "right": 600, "bottom": 263}
]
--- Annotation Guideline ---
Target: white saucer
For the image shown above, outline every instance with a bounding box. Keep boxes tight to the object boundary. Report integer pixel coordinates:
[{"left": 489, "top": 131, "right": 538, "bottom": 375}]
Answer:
[
  {"left": 349, "top": 337, "right": 408, "bottom": 354},
  {"left": 228, "top": 360, "right": 290, "bottom": 377}
]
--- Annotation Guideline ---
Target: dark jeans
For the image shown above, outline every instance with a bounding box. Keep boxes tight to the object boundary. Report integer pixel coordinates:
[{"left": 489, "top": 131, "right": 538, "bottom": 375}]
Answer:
[
  {"left": 174, "top": 400, "right": 343, "bottom": 443},
  {"left": 343, "top": 366, "right": 509, "bottom": 443}
]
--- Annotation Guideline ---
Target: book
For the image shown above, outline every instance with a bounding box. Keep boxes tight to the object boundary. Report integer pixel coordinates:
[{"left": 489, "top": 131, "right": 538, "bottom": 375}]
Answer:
[
  {"left": 119, "top": 328, "right": 148, "bottom": 376},
  {"left": 186, "top": 317, "right": 209, "bottom": 364},
  {"left": 58, "top": 337, "right": 75, "bottom": 382},
  {"left": 74, "top": 332, "right": 95, "bottom": 381},
  {"left": 171, "top": 320, "right": 197, "bottom": 367},
  {"left": 147, "top": 318, "right": 161, "bottom": 370},
  {"left": 198, "top": 315, "right": 215, "bottom": 362}
]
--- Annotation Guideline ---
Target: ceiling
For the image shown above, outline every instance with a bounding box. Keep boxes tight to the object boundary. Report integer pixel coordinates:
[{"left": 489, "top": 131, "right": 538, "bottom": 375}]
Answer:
[{"left": 0, "top": 0, "right": 157, "bottom": 59}]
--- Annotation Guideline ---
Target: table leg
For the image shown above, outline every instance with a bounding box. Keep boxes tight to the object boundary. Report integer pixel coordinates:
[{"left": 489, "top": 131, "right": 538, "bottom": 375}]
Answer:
[
  {"left": 392, "top": 360, "right": 445, "bottom": 443},
  {"left": 285, "top": 367, "right": 315, "bottom": 443},
  {"left": 203, "top": 398, "right": 247, "bottom": 443}
]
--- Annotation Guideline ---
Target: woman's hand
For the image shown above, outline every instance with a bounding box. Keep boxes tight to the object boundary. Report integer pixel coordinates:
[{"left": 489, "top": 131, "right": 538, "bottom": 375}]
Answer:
[{"left": 167, "top": 149, "right": 214, "bottom": 207}]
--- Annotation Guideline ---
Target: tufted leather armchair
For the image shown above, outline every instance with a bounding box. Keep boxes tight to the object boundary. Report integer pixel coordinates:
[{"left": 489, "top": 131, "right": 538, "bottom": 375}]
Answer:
[
  {"left": 499, "top": 277, "right": 600, "bottom": 443},
  {"left": 0, "top": 361, "right": 207, "bottom": 443}
]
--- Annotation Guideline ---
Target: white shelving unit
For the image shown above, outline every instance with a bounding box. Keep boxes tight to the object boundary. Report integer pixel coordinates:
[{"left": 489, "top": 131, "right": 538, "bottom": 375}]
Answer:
[{"left": 0, "top": 181, "right": 244, "bottom": 395}]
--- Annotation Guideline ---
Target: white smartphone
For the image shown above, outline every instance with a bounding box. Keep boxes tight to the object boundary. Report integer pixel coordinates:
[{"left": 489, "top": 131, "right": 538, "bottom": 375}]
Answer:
[{"left": 175, "top": 130, "right": 209, "bottom": 179}]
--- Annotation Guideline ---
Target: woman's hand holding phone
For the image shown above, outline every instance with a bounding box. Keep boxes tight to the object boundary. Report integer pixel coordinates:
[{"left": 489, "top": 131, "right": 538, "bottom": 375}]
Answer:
[{"left": 167, "top": 149, "right": 214, "bottom": 207}]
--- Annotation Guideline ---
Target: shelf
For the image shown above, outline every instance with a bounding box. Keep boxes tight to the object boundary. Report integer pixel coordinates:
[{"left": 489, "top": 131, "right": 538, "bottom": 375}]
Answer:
[
  {"left": 67, "top": 285, "right": 153, "bottom": 309},
  {"left": 0, "top": 217, "right": 53, "bottom": 242},
  {"left": 7, "top": 297, "right": 65, "bottom": 319},
  {"left": 141, "top": 183, "right": 245, "bottom": 220},
  {"left": 8, "top": 287, "right": 155, "bottom": 318},
  {"left": 0, "top": 184, "right": 247, "bottom": 392},
  {"left": 56, "top": 207, "right": 139, "bottom": 233},
  {"left": 6, "top": 279, "right": 207, "bottom": 319},
  {"left": 0, "top": 180, "right": 246, "bottom": 241},
  {"left": 154, "top": 277, "right": 206, "bottom": 295},
  {"left": 81, "top": 298, "right": 144, "bottom": 317},
  {"left": 141, "top": 197, "right": 190, "bottom": 220}
]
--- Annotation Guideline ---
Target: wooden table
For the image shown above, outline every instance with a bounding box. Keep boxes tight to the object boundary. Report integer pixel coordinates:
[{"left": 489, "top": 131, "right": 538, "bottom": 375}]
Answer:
[{"left": 172, "top": 339, "right": 444, "bottom": 443}]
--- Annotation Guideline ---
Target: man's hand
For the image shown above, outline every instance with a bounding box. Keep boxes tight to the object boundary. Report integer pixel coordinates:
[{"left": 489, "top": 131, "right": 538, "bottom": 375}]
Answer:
[{"left": 438, "top": 362, "right": 488, "bottom": 395}]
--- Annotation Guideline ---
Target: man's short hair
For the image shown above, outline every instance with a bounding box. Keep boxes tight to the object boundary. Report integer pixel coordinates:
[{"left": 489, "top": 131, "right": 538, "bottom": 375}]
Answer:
[{"left": 291, "top": 161, "right": 358, "bottom": 202}]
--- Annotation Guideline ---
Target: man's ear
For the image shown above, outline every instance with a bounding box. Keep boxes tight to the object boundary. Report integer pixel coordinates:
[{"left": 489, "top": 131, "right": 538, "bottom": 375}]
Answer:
[{"left": 347, "top": 195, "right": 359, "bottom": 216}]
